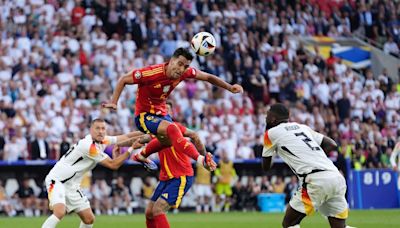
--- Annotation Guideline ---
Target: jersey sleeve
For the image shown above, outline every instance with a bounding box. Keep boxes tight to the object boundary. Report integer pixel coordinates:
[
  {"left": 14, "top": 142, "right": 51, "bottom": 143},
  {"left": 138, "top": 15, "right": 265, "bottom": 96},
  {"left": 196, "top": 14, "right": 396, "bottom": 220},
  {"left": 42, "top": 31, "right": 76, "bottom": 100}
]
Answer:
[
  {"left": 181, "top": 67, "right": 197, "bottom": 79},
  {"left": 174, "top": 122, "right": 187, "bottom": 134},
  {"left": 102, "top": 136, "right": 117, "bottom": 145},
  {"left": 305, "top": 126, "right": 324, "bottom": 145},
  {"left": 262, "top": 130, "right": 277, "bottom": 157},
  {"left": 131, "top": 69, "right": 143, "bottom": 84}
]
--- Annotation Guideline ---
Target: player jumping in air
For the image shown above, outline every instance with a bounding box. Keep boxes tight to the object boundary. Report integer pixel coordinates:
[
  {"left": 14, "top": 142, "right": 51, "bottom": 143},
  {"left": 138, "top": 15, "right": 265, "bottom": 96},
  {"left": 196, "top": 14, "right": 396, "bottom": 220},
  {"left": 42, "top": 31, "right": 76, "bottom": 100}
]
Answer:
[
  {"left": 261, "top": 104, "right": 349, "bottom": 228},
  {"left": 41, "top": 119, "right": 147, "bottom": 228},
  {"left": 102, "top": 47, "right": 242, "bottom": 167},
  {"left": 134, "top": 101, "right": 217, "bottom": 228}
]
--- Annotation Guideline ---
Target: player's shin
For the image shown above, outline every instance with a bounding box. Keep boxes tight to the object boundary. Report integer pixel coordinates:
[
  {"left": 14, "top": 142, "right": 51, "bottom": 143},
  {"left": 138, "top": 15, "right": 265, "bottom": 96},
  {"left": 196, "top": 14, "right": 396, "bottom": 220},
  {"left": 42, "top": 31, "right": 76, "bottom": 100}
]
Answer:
[
  {"left": 153, "top": 214, "right": 170, "bottom": 228},
  {"left": 41, "top": 214, "right": 60, "bottom": 228}
]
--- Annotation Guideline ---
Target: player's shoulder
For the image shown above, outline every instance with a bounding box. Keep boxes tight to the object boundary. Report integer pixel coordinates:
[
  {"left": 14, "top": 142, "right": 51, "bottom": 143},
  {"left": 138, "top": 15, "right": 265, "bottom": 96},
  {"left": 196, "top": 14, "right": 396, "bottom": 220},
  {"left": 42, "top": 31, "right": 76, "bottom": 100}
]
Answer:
[
  {"left": 135, "top": 63, "right": 166, "bottom": 79},
  {"left": 77, "top": 134, "right": 93, "bottom": 148}
]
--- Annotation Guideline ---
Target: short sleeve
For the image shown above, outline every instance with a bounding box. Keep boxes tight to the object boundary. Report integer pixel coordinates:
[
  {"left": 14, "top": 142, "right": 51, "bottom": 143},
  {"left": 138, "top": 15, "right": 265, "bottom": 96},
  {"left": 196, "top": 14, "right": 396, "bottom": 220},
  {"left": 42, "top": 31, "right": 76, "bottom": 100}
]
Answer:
[
  {"left": 181, "top": 67, "right": 197, "bottom": 79},
  {"left": 132, "top": 69, "right": 143, "bottom": 84},
  {"left": 86, "top": 143, "right": 109, "bottom": 163},
  {"left": 306, "top": 126, "right": 324, "bottom": 145},
  {"left": 102, "top": 136, "right": 117, "bottom": 145},
  {"left": 262, "top": 130, "right": 277, "bottom": 157},
  {"left": 174, "top": 122, "right": 187, "bottom": 134}
]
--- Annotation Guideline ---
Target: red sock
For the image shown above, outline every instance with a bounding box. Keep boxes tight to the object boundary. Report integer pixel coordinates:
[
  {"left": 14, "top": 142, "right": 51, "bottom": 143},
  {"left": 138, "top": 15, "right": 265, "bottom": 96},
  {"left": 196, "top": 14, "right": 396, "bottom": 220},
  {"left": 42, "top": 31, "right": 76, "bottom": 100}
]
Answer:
[
  {"left": 153, "top": 214, "right": 170, "bottom": 228},
  {"left": 146, "top": 217, "right": 156, "bottom": 228},
  {"left": 166, "top": 124, "right": 200, "bottom": 160},
  {"left": 141, "top": 138, "right": 164, "bottom": 157}
]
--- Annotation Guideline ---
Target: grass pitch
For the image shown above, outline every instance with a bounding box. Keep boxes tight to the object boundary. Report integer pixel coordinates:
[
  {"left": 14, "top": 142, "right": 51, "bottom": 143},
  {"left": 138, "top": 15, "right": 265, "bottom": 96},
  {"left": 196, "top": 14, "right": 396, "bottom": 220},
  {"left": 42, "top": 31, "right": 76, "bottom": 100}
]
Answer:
[{"left": 0, "top": 210, "right": 399, "bottom": 228}]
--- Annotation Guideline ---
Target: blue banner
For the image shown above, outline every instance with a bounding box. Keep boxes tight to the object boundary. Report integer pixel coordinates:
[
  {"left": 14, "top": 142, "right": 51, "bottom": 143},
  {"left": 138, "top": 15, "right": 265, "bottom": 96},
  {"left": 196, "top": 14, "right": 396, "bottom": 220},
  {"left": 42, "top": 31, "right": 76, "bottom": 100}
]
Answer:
[{"left": 348, "top": 169, "right": 400, "bottom": 209}]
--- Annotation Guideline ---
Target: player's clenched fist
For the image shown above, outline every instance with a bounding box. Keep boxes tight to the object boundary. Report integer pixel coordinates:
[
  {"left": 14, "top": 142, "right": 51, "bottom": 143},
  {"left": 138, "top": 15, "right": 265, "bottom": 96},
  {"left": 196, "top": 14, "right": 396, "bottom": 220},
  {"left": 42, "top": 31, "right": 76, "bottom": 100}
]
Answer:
[
  {"left": 230, "top": 84, "right": 243, "bottom": 94},
  {"left": 102, "top": 102, "right": 117, "bottom": 110},
  {"left": 203, "top": 152, "right": 217, "bottom": 171}
]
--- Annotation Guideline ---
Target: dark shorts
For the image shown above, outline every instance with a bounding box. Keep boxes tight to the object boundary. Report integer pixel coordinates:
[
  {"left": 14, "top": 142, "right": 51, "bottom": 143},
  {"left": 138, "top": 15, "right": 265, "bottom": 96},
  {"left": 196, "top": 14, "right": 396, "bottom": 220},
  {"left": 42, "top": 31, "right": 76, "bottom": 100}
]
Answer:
[
  {"left": 151, "top": 176, "right": 194, "bottom": 208},
  {"left": 134, "top": 113, "right": 173, "bottom": 135}
]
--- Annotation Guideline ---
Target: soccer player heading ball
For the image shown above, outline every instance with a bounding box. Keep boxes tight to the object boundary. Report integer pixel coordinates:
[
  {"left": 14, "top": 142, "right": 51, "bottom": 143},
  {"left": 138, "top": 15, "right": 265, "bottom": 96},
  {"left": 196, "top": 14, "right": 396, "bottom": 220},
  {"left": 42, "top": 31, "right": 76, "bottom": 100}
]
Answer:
[{"left": 103, "top": 47, "right": 243, "bottom": 165}]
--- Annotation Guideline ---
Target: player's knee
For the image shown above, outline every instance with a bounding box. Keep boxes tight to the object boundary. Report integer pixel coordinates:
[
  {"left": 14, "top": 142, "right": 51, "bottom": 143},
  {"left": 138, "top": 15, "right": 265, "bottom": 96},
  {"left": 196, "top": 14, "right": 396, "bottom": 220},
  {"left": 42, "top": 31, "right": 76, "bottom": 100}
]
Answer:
[
  {"left": 81, "top": 215, "right": 95, "bottom": 224},
  {"left": 145, "top": 207, "right": 154, "bottom": 219},
  {"left": 53, "top": 210, "right": 65, "bottom": 220}
]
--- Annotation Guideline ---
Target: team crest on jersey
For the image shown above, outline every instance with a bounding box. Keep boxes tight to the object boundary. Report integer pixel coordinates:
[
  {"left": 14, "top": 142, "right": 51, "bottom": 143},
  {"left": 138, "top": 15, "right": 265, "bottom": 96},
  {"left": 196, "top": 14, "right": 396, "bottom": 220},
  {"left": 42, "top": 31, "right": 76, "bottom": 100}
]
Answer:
[
  {"left": 163, "top": 85, "right": 170, "bottom": 93},
  {"left": 146, "top": 116, "right": 154, "bottom": 121},
  {"left": 134, "top": 71, "right": 142, "bottom": 79},
  {"left": 154, "top": 83, "right": 161, "bottom": 88}
]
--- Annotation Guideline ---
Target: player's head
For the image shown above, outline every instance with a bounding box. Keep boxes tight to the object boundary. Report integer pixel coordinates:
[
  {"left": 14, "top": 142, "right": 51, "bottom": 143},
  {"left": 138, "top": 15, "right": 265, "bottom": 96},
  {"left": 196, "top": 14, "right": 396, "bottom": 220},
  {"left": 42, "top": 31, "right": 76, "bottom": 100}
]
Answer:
[
  {"left": 90, "top": 118, "right": 106, "bottom": 142},
  {"left": 166, "top": 100, "right": 173, "bottom": 116},
  {"left": 265, "top": 103, "right": 289, "bottom": 130},
  {"left": 167, "top": 47, "right": 194, "bottom": 79}
]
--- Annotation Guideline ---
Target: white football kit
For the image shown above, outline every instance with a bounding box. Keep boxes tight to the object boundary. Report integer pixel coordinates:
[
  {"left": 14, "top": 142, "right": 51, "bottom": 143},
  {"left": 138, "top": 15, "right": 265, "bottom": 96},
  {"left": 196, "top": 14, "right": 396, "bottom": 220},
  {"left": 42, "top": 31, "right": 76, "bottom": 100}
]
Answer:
[
  {"left": 262, "top": 122, "right": 348, "bottom": 219},
  {"left": 45, "top": 134, "right": 116, "bottom": 213}
]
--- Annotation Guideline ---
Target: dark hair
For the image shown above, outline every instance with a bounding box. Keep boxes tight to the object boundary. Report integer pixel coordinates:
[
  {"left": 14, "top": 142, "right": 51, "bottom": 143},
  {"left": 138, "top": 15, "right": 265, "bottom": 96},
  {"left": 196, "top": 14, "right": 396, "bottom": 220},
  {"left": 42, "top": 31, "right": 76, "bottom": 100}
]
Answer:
[
  {"left": 172, "top": 47, "right": 194, "bottom": 61},
  {"left": 166, "top": 100, "right": 173, "bottom": 109},
  {"left": 91, "top": 118, "right": 105, "bottom": 126},
  {"left": 269, "top": 103, "right": 289, "bottom": 119}
]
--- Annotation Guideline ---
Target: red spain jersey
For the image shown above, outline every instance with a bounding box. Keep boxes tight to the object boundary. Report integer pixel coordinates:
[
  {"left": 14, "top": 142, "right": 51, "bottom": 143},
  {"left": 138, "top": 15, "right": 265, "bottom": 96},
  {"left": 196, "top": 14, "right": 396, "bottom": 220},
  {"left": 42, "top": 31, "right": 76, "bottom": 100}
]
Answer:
[
  {"left": 158, "top": 123, "right": 194, "bottom": 181},
  {"left": 132, "top": 63, "right": 197, "bottom": 116}
]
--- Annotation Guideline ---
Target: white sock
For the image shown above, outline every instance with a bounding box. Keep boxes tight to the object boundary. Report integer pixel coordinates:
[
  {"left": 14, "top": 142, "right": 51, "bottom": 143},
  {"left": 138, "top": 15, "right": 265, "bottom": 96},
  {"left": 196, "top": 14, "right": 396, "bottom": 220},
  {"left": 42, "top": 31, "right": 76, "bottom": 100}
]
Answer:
[
  {"left": 288, "top": 225, "right": 300, "bottom": 228},
  {"left": 79, "top": 221, "right": 93, "bottom": 228},
  {"left": 42, "top": 214, "right": 60, "bottom": 228}
]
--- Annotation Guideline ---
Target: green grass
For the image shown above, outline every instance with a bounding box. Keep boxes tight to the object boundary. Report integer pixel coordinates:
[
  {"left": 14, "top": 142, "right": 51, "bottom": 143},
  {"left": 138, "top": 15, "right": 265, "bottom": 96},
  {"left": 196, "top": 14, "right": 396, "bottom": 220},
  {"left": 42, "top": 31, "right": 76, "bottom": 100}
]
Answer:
[{"left": 0, "top": 210, "right": 399, "bottom": 228}]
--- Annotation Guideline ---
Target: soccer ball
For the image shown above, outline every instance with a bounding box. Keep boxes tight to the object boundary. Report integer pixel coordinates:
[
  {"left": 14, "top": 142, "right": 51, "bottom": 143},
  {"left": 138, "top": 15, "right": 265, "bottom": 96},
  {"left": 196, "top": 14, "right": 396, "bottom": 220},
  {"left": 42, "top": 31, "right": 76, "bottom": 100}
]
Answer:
[{"left": 191, "top": 32, "right": 216, "bottom": 56}]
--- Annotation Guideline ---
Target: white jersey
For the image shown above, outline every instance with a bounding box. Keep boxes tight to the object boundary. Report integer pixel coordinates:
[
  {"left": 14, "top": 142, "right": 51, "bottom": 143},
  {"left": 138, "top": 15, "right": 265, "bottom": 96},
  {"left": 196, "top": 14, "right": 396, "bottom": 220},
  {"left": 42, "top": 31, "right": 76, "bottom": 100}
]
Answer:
[
  {"left": 262, "top": 122, "right": 339, "bottom": 176},
  {"left": 46, "top": 134, "right": 116, "bottom": 189}
]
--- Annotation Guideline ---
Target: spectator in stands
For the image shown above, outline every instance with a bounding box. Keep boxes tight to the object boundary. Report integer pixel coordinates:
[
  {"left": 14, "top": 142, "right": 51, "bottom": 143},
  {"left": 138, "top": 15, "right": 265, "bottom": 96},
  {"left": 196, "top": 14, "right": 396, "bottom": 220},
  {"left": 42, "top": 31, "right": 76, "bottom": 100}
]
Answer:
[
  {"left": 91, "top": 179, "right": 112, "bottom": 215},
  {"left": 383, "top": 36, "right": 400, "bottom": 57},
  {"left": 0, "top": 179, "right": 16, "bottom": 217},
  {"left": 110, "top": 176, "right": 132, "bottom": 215},
  {"left": 272, "top": 176, "right": 285, "bottom": 194},
  {"left": 284, "top": 176, "right": 299, "bottom": 205},
  {"left": 36, "top": 181, "right": 49, "bottom": 216},
  {"left": 13, "top": 178, "right": 36, "bottom": 217},
  {"left": 194, "top": 163, "right": 213, "bottom": 213},
  {"left": 30, "top": 130, "right": 50, "bottom": 160},
  {"left": 140, "top": 177, "right": 155, "bottom": 206}
]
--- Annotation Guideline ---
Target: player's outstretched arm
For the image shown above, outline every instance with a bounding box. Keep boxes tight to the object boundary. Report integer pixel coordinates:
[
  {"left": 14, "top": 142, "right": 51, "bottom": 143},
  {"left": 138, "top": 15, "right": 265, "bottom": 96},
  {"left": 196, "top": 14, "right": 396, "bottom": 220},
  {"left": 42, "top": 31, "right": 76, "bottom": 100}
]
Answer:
[
  {"left": 103, "top": 70, "right": 135, "bottom": 110},
  {"left": 184, "top": 128, "right": 206, "bottom": 156},
  {"left": 100, "top": 139, "right": 144, "bottom": 170},
  {"left": 115, "top": 132, "right": 151, "bottom": 147},
  {"left": 195, "top": 70, "right": 243, "bottom": 93}
]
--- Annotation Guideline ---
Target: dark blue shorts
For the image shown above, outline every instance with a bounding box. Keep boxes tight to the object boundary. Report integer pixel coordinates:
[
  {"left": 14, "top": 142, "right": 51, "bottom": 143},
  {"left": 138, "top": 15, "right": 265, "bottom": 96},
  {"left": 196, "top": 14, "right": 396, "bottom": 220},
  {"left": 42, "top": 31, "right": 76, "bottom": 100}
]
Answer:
[
  {"left": 134, "top": 113, "right": 173, "bottom": 135},
  {"left": 151, "top": 176, "right": 194, "bottom": 208}
]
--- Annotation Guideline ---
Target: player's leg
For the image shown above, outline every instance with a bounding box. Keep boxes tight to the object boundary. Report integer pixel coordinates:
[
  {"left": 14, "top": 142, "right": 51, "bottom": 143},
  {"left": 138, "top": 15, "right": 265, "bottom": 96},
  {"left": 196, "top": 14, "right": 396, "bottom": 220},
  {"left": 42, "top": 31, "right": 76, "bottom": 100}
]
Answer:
[
  {"left": 224, "top": 184, "right": 233, "bottom": 212},
  {"left": 42, "top": 180, "right": 66, "bottom": 228},
  {"left": 328, "top": 217, "right": 346, "bottom": 228},
  {"left": 68, "top": 188, "right": 93, "bottom": 228},
  {"left": 77, "top": 208, "right": 95, "bottom": 228},
  {"left": 153, "top": 176, "right": 194, "bottom": 228},
  {"left": 282, "top": 205, "right": 306, "bottom": 228},
  {"left": 146, "top": 181, "right": 167, "bottom": 228}
]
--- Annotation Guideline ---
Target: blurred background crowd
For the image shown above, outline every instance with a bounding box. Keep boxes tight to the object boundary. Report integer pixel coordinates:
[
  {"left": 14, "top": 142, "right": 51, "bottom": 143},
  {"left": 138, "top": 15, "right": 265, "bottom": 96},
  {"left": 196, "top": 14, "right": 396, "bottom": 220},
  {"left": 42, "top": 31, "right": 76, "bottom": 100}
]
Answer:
[{"left": 0, "top": 0, "right": 400, "bottom": 216}]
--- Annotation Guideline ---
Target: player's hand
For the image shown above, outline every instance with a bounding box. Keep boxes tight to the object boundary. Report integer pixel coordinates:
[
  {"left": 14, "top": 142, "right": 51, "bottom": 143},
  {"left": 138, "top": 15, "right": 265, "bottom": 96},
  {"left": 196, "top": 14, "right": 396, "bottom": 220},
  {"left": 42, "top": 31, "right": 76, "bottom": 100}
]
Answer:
[
  {"left": 230, "top": 84, "right": 243, "bottom": 94},
  {"left": 132, "top": 152, "right": 158, "bottom": 173},
  {"left": 131, "top": 138, "right": 145, "bottom": 149},
  {"left": 203, "top": 152, "right": 217, "bottom": 171},
  {"left": 102, "top": 102, "right": 117, "bottom": 110},
  {"left": 112, "top": 145, "right": 121, "bottom": 158}
]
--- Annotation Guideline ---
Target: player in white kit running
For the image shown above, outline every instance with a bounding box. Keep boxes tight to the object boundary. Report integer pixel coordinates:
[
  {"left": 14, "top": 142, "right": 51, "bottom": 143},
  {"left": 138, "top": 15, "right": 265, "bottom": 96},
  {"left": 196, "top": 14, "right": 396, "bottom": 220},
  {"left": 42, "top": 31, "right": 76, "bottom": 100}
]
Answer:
[
  {"left": 261, "top": 104, "right": 349, "bottom": 228},
  {"left": 41, "top": 119, "right": 147, "bottom": 228}
]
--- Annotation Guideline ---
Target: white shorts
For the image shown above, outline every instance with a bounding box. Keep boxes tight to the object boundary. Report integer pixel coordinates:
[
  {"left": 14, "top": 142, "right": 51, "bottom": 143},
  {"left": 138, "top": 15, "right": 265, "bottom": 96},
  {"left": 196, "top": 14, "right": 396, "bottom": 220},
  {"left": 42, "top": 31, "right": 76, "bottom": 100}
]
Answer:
[
  {"left": 290, "top": 170, "right": 348, "bottom": 219},
  {"left": 45, "top": 177, "right": 91, "bottom": 213},
  {"left": 194, "top": 184, "right": 213, "bottom": 197}
]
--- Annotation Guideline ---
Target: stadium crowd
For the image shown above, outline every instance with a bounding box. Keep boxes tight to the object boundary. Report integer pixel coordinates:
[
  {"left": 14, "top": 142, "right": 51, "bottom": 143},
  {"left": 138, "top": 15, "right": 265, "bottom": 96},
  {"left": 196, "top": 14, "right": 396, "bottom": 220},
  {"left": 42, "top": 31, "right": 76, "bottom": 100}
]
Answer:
[{"left": 0, "top": 0, "right": 400, "bottom": 216}]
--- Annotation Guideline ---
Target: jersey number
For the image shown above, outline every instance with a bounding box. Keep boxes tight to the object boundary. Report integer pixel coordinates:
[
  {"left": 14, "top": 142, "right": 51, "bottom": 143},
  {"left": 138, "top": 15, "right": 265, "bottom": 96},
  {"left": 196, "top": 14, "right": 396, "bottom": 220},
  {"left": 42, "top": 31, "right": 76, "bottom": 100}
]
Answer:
[{"left": 294, "top": 132, "right": 321, "bottom": 151}]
